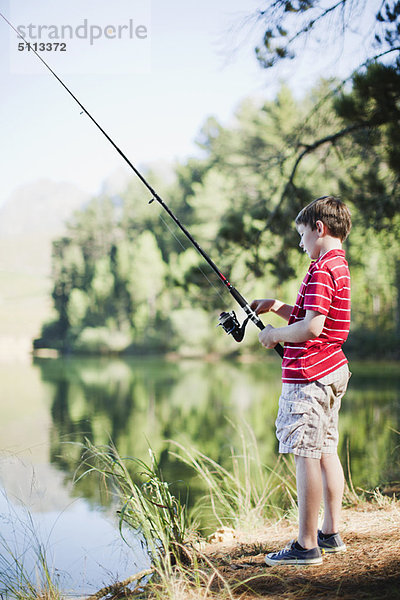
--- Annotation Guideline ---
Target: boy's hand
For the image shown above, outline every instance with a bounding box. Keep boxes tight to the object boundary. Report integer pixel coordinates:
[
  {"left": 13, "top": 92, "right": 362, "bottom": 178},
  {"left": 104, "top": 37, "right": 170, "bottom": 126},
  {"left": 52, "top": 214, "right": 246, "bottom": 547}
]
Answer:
[
  {"left": 250, "top": 299, "right": 276, "bottom": 315},
  {"left": 259, "top": 324, "right": 277, "bottom": 349}
]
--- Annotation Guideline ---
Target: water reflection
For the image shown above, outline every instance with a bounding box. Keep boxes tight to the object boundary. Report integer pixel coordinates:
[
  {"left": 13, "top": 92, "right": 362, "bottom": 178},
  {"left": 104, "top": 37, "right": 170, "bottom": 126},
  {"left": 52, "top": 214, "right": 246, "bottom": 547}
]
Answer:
[
  {"left": 36, "top": 357, "right": 283, "bottom": 508},
  {"left": 36, "top": 356, "right": 400, "bottom": 501}
]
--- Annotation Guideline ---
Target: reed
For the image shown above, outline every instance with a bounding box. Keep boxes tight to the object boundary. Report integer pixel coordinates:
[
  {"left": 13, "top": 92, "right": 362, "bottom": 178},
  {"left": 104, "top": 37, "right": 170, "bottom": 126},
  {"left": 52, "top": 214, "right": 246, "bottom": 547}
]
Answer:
[
  {"left": 171, "top": 423, "right": 297, "bottom": 532},
  {"left": 0, "top": 510, "right": 61, "bottom": 600},
  {"left": 75, "top": 436, "right": 287, "bottom": 599},
  {"left": 144, "top": 550, "right": 236, "bottom": 600},
  {"left": 76, "top": 439, "right": 191, "bottom": 572}
]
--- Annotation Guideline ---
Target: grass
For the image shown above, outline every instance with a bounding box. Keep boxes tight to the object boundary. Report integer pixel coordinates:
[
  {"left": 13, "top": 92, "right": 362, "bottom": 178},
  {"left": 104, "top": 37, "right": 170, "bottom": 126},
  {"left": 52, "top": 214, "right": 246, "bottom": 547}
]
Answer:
[
  {"left": 76, "top": 439, "right": 193, "bottom": 573},
  {"left": 171, "top": 423, "right": 297, "bottom": 533},
  {"left": 3, "top": 430, "right": 287, "bottom": 600},
  {"left": 72, "top": 429, "right": 298, "bottom": 599},
  {"left": 0, "top": 506, "right": 61, "bottom": 600},
  {"left": 75, "top": 439, "right": 242, "bottom": 599}
]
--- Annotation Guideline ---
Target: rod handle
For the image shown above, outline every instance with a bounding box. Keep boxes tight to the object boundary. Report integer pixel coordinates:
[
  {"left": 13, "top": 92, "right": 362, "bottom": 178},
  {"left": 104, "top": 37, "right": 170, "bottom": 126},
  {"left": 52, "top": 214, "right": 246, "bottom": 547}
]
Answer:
[{"left": 254, "top": 318, "right": 284, "bottom": 358}]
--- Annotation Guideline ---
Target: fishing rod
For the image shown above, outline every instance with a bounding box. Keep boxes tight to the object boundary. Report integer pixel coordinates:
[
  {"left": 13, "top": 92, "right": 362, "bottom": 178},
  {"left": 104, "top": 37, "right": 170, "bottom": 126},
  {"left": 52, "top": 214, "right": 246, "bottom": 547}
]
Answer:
[{"left": 1, "top": 12, "right": 284, "bottom": 358}]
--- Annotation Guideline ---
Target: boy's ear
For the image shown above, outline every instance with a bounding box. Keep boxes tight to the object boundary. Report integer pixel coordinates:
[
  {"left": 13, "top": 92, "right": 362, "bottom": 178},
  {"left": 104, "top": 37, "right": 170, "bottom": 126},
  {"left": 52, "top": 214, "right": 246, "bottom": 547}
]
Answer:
[{"left": 315, "top": 220, "right": 326, "bottom": 237}]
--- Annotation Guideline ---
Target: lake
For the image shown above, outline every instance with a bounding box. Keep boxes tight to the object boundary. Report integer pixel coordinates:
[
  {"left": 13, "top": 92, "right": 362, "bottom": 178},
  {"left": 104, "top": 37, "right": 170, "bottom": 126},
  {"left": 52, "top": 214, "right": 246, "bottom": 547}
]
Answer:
[{"left": 0, "top": 356, "right": 399, "bottom": 595}]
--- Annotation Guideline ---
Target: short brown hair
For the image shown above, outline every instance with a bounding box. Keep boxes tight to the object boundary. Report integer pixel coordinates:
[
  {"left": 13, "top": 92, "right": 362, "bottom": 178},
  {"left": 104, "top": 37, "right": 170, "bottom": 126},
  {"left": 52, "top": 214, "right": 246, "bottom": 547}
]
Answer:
[{"left": 295, "top": 196, "right": 352, "bottom": 241}]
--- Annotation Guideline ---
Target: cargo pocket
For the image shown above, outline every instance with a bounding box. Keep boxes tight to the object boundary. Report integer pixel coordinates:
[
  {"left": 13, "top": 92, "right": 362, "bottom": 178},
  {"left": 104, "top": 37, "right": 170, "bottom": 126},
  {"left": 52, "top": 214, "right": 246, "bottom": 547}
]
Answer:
[
  {"left": 276, "top": 399, "right": 310, "bottom": 449},
  {"left": 331, "top": 367, "right": 351, "bottom": 402}
]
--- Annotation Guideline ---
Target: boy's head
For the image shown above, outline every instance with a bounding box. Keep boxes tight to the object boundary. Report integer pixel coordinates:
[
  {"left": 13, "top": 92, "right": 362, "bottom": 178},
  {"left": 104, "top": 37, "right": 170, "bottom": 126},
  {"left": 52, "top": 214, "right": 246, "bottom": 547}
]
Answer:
[{"left": 295, "top": 196, "right": 352, "bottom": 242}]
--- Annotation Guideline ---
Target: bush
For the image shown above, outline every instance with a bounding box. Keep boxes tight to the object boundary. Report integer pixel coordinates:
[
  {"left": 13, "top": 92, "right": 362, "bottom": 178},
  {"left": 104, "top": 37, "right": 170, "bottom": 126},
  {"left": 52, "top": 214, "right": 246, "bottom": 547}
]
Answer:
[{"left": 74, "top": 327, "right": 131, "bottom": 355}]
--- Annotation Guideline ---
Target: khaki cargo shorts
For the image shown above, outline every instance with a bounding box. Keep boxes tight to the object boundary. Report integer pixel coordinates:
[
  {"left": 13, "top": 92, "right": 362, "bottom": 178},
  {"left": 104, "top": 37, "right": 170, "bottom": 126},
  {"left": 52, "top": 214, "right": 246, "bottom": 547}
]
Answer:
[{"left": 276, "top": 364, "right": 351, "bottom": 459}]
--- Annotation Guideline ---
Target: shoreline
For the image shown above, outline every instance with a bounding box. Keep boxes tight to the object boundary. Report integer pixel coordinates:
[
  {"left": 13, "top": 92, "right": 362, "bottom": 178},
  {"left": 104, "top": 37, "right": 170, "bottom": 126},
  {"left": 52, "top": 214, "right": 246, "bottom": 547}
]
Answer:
[{"left": 75, "top": 500, "right": 400, "bottom": 600}]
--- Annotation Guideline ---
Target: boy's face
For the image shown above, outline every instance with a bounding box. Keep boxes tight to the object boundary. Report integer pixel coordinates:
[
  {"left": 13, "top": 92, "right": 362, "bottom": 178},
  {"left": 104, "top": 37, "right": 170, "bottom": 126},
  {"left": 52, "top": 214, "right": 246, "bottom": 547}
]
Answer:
[{"left": 297, "top": 223, "right": 321, "bottom": 260}]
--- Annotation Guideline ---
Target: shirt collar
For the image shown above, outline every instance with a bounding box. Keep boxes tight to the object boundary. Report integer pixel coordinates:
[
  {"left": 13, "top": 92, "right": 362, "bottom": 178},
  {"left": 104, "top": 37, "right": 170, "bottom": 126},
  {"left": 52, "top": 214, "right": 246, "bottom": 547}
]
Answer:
[{"left": 312, "top": 248, "right": 345, "bottom": 265}]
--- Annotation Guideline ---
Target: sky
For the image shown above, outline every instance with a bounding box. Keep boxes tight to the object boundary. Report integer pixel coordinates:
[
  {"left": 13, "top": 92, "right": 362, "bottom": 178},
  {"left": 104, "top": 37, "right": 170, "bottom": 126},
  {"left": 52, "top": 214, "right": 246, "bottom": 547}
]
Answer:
[{"left": 0, "top": 0, "right": 381, "bottom": 207}]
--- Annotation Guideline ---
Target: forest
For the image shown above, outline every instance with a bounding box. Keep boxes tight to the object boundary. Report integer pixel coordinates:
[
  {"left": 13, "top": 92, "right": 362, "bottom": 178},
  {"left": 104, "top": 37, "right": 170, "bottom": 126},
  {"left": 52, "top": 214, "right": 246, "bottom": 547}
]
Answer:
[{"left": 34, "top": 1, "right": 400, "bottom": 359}]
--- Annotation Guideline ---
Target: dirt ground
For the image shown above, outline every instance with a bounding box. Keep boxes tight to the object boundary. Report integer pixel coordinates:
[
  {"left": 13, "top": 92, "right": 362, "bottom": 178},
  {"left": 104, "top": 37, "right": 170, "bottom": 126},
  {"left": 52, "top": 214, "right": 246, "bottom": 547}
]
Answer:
[{"left": 204, "top": 502, "right": 400, "bottom": 599}]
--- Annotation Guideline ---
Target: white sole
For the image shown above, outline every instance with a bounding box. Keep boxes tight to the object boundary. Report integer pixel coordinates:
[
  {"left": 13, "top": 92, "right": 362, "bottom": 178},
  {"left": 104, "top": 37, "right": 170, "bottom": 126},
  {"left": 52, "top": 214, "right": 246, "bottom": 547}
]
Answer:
[{"left": 264, "top": 555, "right": 323, "bottom": 567}]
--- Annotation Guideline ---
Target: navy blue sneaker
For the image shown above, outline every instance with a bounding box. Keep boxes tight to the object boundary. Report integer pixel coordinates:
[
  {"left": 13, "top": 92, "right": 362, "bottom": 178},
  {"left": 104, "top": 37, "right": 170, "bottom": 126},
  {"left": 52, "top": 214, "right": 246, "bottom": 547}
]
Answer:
[
  {"left": 317, "top": 530, "right": 346, "bottom": 553},
  {"left": 264, "top": 540, "right": 323, "bottom": 566}
]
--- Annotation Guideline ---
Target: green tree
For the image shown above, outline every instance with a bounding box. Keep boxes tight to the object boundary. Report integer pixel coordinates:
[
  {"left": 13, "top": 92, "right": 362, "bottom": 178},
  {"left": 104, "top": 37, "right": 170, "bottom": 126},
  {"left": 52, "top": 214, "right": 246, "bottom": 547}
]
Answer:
[
  {"left": 175, "top": 77, "right": 400, "bottom": 354},
  {"left": 36, "top": 72, "right": 400, "bottom": 357},
  {"left": 191, "top": 83, "right": 345, "bottom": 282}
]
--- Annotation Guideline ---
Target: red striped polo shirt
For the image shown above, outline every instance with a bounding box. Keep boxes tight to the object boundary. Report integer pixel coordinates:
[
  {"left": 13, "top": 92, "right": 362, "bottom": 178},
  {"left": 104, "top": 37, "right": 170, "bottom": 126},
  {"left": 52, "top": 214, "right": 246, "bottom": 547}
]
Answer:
[{"left": 282, "top": 249, "right": 351, "bottom": 383}]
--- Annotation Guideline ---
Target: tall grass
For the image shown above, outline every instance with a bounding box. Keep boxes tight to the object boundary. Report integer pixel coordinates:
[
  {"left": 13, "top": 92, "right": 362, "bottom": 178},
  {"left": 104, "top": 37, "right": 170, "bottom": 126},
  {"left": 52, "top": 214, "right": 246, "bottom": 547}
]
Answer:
[
  {"left": 171, "top": 423, "right": 297, "bottom": 532},
  {"left": 145, "top": 552, "right": 236, "bottom": 600},
  {"left": 0, "top": 508, "right": 61, "bottom": 600},
  {"left": 76, "top": 439, "right": 192, "bottom": 573},
  {"left": 74, "top": 431, "right": 296, "bottom": 598},
  {"left": 75, "top": 433, "right": 293, "bottom": 598}
]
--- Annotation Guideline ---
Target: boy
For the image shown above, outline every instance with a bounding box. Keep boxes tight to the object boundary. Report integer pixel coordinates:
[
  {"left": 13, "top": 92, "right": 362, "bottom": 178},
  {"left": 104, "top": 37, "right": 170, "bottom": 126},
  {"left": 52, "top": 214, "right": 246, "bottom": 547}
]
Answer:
[{"left": 251, "top": 196, "right": 352, "bottom": 566}]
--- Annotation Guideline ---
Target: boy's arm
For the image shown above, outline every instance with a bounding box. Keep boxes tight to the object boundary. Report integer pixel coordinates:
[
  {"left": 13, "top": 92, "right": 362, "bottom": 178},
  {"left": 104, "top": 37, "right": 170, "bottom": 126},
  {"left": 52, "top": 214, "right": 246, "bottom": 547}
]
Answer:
[
  {"left": 258, "top": 310, "right": 326, "bottom": 348},
  {"left": 250, "top": 299, "right": 293, "bottom": 322}
]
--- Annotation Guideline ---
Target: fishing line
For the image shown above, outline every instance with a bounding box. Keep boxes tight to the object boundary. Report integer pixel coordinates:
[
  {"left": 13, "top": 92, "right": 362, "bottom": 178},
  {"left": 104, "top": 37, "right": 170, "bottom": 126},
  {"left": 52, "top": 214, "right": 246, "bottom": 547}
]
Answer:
[
  {"left": 0, "top": 11, "right": 283, "bottom": 357},
  {"left": 158, "top": 213, "right": 226, "bottom": 304}
]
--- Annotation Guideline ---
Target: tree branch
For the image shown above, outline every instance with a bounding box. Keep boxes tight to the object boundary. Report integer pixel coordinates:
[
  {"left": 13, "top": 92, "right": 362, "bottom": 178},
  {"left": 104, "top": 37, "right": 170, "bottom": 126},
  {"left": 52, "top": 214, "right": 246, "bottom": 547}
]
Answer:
[
  {"left": 288, "top": 123, "right": 367, "bottom": 187},
  {"left": 265, "top": 122, "right": 368, "bottom": 228},
  {"left": 283, "top": 0, "right": 348, "bottom": 50},
  {"left": 85, "top": 568, "right": 153, "bottom": 600}
]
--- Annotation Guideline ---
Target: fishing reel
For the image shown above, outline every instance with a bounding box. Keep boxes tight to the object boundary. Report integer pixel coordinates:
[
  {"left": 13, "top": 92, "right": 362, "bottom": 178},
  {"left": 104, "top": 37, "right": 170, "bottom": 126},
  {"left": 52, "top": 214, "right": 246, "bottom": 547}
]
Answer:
[{"left": 217, "top": 310, "right": 250, "bottom": 343}]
